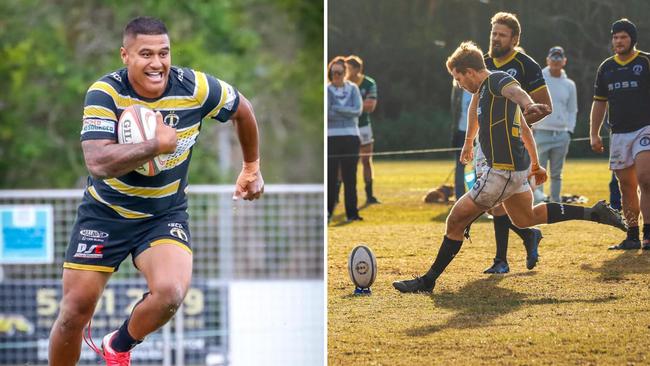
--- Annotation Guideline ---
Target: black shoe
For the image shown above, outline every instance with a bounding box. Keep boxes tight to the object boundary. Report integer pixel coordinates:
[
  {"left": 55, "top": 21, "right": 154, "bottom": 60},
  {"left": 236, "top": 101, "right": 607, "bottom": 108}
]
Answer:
[
  {"left": 483, "top": 259, "right": 510, "bottom": 274},
  {"left": 608, "top": 239, "right": 641, "bottom": 250},
  {"left": 392, "top": 276, "right": 435, "bottom": 293},
  {"left": 366, "top": 196, "right": 381, "bottom": 204},
  {"left": 346, "top": 215, "right": 363, "bottom": 222},
  {"left": 524, "top": 228, "right": 542, "bottom": 270},
  {"left": 592, "top": 200, "right": 627, "bottom": 232}
]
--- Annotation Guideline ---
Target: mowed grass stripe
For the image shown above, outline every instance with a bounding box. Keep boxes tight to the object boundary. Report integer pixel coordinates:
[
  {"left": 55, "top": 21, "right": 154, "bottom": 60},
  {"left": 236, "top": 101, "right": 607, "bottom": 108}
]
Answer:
[{"left": 328, "top": 159, "right": 650, "bottom": 366}]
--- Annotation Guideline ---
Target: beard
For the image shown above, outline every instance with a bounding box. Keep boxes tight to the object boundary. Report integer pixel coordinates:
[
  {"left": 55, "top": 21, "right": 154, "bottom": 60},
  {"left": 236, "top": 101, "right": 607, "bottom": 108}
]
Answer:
[
  {"left": 489, "top": 42, "right": 512, "bottom": 58},
  {"left": 614, "top": 43, "right": 634, "bottom": 55}
]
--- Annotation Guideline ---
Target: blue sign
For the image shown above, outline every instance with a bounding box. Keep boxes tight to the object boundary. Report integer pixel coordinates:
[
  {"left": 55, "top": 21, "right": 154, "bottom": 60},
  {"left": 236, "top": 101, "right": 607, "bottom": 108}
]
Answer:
[{"left": 0, "top": 205, "right": 53, "bottom": 264}]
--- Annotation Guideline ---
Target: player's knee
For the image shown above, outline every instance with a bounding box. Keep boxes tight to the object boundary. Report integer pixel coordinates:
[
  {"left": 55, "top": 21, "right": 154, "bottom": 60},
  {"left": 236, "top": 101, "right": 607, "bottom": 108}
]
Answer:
[
  {"left": 151, "top": 282, "right": 187, "bottom": 313},
  {"left": 509, "top": 216, "right": 530, "bottom": 229},
  {"left": 57, "top": 296, "right": 97, "bottom": 331}
]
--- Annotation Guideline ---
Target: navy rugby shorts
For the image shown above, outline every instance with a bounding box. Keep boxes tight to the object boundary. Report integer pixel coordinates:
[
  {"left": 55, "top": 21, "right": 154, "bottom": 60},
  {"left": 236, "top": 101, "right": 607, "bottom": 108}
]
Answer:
[{"left": 64, "top": 202, "right": 192, "bottom": 273}]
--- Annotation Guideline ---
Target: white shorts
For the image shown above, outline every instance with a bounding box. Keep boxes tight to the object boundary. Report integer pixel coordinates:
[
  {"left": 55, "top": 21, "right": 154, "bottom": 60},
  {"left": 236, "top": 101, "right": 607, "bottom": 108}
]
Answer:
[
  {"left": 609, "top": 125, "right": 650, "bottom": 170},
  {"left": 469, "top": 167, "right": 531, "bottom": 210},
  {"left": 359, "top": 124, "right": 374, "bottom": 146}
]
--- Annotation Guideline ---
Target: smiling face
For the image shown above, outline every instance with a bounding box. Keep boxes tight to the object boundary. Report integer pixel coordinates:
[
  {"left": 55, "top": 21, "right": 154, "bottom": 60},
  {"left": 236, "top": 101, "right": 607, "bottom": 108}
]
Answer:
[
  {"left": 612, "top": 31, "right": 633, "bottom": 55},
  {"left": 489, "top": 23, "right": 518, "bottom": 59},
  {"left": 120, "top": 33, "right": 171, "bottom": 99}
]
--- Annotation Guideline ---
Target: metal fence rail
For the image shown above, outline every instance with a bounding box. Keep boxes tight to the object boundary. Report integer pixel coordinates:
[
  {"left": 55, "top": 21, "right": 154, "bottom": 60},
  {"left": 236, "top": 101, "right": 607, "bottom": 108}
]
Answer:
[{"left": 0, "top": 185, "right": 324, "bottom": 365}]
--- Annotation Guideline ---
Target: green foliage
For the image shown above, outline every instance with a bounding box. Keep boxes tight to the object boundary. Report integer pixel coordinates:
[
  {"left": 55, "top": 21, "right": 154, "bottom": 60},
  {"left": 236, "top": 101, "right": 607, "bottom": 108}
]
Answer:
[{"left": 0, "top": 0, "right": 323, "bottom": 188}]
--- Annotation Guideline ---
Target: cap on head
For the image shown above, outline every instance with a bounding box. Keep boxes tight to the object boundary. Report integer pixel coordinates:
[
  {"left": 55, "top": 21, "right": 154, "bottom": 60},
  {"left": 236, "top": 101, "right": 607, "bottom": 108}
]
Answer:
[
  {"left": 611, "top": 18, "right": 637, "bottom": 46},
  {"left": 547, "top": 46, "right": 565, "bottom": 61}
]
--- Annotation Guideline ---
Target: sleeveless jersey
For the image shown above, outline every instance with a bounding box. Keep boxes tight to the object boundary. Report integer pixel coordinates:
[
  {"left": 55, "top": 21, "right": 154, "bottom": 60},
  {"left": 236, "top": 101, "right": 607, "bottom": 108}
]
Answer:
[
  {"left": 477, "top": 71, "right": 530, "bottom": 171},
  {"left": 593, "top": 50, "right": 650, "bottom": 133},
  {"left": 80, "top": 66, "right": 240, "bottom": 218}
]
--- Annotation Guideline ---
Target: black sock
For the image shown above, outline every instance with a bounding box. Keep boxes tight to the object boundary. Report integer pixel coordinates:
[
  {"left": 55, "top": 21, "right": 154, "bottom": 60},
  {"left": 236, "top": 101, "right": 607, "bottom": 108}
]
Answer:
[
  {"left": 493, "top": 215, "right": 510, "bottom": 261},
  {"left": 627, "top": 225, "right": 640, "bottom": 241},
  {"left": 365, "top": 179, "right": 373, "bottom": 199},
  {"left": 506, "top": 215, "right": 535, "bottom": 246},
  {"left": 643, "top": 224, "right": 650, "bottom": 242},
  {"left": 424, "top": 236, "right": 463, "bottom": 283},
  {"left": 546, "top": 203, "right": 587, "bottom": 223},
  {"left": 110, "top": 318, "right": 142, "bottom": 352}
]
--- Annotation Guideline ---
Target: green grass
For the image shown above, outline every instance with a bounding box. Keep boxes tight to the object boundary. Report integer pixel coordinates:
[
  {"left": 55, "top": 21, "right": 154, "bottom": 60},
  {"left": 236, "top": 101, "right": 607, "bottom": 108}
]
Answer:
[{"left": 328, "top": 159, "right": 650, "bottom": 365}]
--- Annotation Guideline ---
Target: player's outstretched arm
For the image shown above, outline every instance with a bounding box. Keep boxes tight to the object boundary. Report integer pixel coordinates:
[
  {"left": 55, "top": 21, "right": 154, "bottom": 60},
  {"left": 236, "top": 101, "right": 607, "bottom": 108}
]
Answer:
[
  {"left": 529, "top": 86, "right": 553, "bottom": 124},
  {"left": 231, "top": 92, "right": 264, "bottom": 201},
  {"left": 82, "top": 112, "right": 176, "bottom": 179},
  {"left": 460, "top": 93, "right": 479, "bottom": 165},
  {"left": 519, "top": 118, "right": 547, "bottom": 185},
  {"left": 589, "top": 100, "right": 607, "bottom": 154},
  {"left": 501, "top": 83, "right": 550, "bottom": 124}
]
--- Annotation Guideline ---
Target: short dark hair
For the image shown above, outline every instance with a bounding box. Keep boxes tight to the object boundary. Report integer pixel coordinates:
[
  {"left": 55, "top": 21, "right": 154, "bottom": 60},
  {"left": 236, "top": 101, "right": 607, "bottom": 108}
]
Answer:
[
  {"left": 446, "top": 41, "right": 486, "bottom": 74},
  {"left": 123, "top": 16, "right": 168, "bottom": 42},
  {"left": 327, "top": 56, "right": 347, "bottom": 82}
]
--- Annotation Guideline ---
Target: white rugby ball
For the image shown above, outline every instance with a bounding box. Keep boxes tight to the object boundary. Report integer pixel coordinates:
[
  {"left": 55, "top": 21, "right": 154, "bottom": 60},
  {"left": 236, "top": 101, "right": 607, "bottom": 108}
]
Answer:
[
  {"left": 348, "top": 245, "right": 377, "bottom": 289},
  {"left": 117, "top": 105, "right": 167, "bottom": 176}
]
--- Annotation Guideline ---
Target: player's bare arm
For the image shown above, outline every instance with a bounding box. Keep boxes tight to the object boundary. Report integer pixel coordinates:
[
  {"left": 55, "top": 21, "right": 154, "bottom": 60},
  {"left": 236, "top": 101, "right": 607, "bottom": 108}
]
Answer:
[
  {"left": 460, "top": 93, "right": 479, "bottom": 165},
  {"left": 363, "top": 98, "right": 377, "bottom": 113},
  {"left": 528, "top": 86, "right": 553, "bottom": 124},
  {"left": 501, "top": 83, "right": 550, "bottom": 124},
  {"left": 519, "top": 116, "right": 548, "bottom": 185},
  {"left": 231, "top": 92, "right": 264, "bottom": 201},
  {"left": 82, "top": 111, "right": 177, "bottom": 179},
  {"left": 589, "top": 100, "right": 608, "bottom": 153}
]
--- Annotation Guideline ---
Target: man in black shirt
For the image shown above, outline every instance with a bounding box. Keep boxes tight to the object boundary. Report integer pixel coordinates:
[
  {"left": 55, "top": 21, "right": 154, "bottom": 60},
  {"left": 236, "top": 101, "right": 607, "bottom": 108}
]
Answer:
[
  {"left": 591, "top": 18, "right": 650, "bottom": 250},
  {"left": 472, "top": 12, "right": 552, "bottom": 274},
  {"left": 393, "top": 42, "right": 625, "bottom": 294}
]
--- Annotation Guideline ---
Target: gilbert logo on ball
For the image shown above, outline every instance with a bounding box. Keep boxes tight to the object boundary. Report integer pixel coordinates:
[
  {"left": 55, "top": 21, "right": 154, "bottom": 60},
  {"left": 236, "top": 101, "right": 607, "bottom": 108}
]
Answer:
[
  {"left": 117, "top": 105, "right": 169, "bottom": 176},
  {"left": 348, "top": 245, "right": 377, "bottom": 294}
]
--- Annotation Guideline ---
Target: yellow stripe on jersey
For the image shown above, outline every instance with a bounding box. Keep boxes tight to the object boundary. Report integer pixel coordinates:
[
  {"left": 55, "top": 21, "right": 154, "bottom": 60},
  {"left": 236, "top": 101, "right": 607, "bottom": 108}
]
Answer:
[
  {"left": 593, "top": 95, "right": 608, "bottom": 101},
  {"left": 177, "top": 122, "right": 200, "bottom": 140},
  {"left": 492, "top": 163, "right": 515, "bottom": 170},
  {"left": 164, "top": 148, "right": 192, "bottom": 169},
  {"left": 83, "top": 105, "right": 117, "bottom": 121},
  {"left": 87, "top": 186, "right": 153, "bottom": 219},
  {"left": 194, "top": 71, "right": 209, "bottom": 107},
  {"left": 529, "top": 84, "right": 548, "bottom": 95},
  {"left": 104, "top": 178, "right": 181, "bottom": 198},
  {"left": 89, "top": 75, "right": 207, "bottom": 111},
  {"left": 63, "top": 262, "right": 115, "bottom": 273},
  {"left": 206, "top": 80, "right": 229, "bottom": 118}
]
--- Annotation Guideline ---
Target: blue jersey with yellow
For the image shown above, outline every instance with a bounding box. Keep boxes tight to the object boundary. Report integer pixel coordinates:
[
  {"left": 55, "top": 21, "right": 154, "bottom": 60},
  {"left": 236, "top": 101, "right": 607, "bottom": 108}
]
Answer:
[
  {"left": 80, "top": 66, "right": 240, "bottom": 219},
  {"left": 484, "top": 51, "right": 546, "bottom": 95},
  {"left": 594, "top": 50, "right": 650, "bottom": 133},
  {"left": 477, "top": 71, "right": 530, "bottom": 171}
]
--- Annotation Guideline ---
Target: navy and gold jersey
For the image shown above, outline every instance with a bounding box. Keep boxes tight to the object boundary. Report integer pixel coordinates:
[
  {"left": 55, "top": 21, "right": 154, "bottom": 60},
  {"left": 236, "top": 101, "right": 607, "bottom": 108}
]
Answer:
[
  {"left": 477, "top": 71, "right": 530, "bottom": 171},
  {"left": 593, "top": 50, "right": 650, "bottom": 133},
  {"left": 485, "top": 51, "right": 546, "bottom": 94},
  {"left": 356, "top": 75, "right": 377, "bottom": 127},
  {"left": 80, "top": 66, "right": 240, "bottom": 219}
]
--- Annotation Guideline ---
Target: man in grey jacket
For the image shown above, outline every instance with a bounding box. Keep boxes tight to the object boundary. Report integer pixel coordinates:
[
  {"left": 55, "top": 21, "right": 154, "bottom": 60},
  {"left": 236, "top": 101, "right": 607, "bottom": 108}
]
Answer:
[{"left": 533, "top": 46, "right": 578, "bottom": 203}]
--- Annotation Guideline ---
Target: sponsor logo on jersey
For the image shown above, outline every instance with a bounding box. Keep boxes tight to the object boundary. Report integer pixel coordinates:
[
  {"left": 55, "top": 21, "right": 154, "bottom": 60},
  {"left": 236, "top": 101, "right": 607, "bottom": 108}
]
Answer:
[
  {"left": 168, "top": 222, "right": 184, "bottom": 229},
  {"left": 633, "top": 64, "right": 643, "bottom": 75},
  {"left": 506, "top": 68, "right": 517, "bottom": 77},
  {"left": 177, "top": 68, "right": 184, "bottom": 82},
  {"left": 170, "top": 227, "right": 188, "bottom": 242},
  {"left": 73, "top": 243, "right": 105, "bottom": 259},
  {"left": 640, "top": 136, "right": 650, "bottom": 146},
  {"left": 81, "top": 119, "right": 116, "bottom": 135},
  {"left": 110, "top": 72, "right": 122, "bottom": 82},
  {"left": 80, "top": 229, "right": 109, "bottom": 239},
  {"left": 608, "top": 80, "right": 639, "bottom": 91},
  {"left": 164, "top": 111, "right": 180, "bottom": 128}
]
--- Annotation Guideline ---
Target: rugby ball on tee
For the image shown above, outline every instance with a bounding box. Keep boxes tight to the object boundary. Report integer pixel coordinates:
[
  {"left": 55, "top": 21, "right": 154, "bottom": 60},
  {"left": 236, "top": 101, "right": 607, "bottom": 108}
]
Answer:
[
  {"left": 348, "top": 245, "right": 377, "bottom": 289},
  {"left": 117, "top": 105, "right": 168, "bottom": 176}
]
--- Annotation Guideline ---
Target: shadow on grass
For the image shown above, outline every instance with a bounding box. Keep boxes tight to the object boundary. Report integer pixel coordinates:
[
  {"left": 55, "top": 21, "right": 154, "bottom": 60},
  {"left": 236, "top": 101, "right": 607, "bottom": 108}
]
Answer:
[
  {"left": 580, "top": 250, "right": 650, "bottom": 282},
  {"left": 405, "top": 275, "right": 618, "bottom": 336}
]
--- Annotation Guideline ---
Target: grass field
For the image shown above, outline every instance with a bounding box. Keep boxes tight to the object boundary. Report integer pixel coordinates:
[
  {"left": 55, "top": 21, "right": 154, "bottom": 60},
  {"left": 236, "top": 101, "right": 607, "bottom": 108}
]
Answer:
[{"left": 328, "top": 159, "right": 650, "bottom": 365}]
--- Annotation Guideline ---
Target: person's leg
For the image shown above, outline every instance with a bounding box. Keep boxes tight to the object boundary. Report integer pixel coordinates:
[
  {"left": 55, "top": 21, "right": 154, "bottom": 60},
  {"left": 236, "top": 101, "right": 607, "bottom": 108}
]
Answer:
[
  {"left": 360, "top": 142, "right": 379, "bottom": 203},
  {"left": 49, "top": 269, "right": 111, "bottom": 366},
  {"left": 614, "top": 166, "right": 640, "bottom": 248},
  {"left": 124, "top": 243, "right": 193, "bottom": 343},
  {"left": 341, "top": 136, "right": 361, "bottom": 219},
  {"left": 393, "top": 194, "right": 484, "bottom": 293},
  {"left": 610, "top": 172, "right": 622, "bottom": 211},
  {"left": 327, "top": 137, "right": 341, "bottom": 218},
  {"left": 633, "top": 151, "right": 650, "bottom": 247},
  {"left": 548, "top": 133, "right": 571, "bottom": 203}
]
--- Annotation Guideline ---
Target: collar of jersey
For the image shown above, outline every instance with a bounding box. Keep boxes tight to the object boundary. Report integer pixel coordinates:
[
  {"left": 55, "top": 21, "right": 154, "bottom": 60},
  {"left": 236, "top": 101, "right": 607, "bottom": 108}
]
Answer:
[
  {"left": 614, "top": 50, "right": 640, "bottom": 66},
  {"left": 493, "top": 50, "right": 518, "bottom": 68}
]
